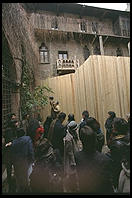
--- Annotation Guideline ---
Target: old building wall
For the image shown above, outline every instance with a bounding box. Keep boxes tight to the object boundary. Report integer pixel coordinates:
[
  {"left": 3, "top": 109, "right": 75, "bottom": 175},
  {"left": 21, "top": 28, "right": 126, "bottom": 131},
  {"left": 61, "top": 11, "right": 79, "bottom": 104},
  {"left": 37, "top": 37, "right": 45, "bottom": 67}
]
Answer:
[
  {"left": 28, "top": 11, "right": 115, "bottom": 36},
  {"left": 2, "top": 3, "right": 40, "bottom": 120}
]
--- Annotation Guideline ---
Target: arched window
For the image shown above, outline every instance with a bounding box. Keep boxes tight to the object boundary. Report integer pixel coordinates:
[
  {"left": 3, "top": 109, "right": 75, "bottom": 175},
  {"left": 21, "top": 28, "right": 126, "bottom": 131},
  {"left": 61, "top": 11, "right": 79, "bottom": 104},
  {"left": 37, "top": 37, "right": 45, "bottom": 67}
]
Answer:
[
  {"left": 84, "top": 46, "right": 90, "bottom": 60},
  {"left": 116, "top": 48, "right": 123, "bottom": 57},
  {"left": 39, "top": 43, "right": 49, "bottom": 63}
]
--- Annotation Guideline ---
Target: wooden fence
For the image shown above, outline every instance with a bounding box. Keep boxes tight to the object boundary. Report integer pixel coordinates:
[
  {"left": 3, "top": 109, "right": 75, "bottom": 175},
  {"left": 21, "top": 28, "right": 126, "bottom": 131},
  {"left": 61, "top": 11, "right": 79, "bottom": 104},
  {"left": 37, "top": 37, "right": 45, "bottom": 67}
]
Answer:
[{"left": 37, "top": 55, "right": 130, "bottom": 143}]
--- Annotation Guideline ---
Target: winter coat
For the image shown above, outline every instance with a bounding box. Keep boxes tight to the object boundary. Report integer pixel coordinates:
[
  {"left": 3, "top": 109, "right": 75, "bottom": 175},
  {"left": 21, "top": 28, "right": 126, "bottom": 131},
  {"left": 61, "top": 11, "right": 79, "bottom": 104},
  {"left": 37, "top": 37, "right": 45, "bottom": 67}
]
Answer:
[
  {"left": 105, "top": 117, "right": 114, "bottom": 144},
  {"left": 75, "top": 150, "right": 113, "bottom": 194},
  {"left": 30, "top": 138, "right": 63, "bottom": 193},
  {"left": 118, "top": 162, "right": 130, "bottom": 193},
  {"left": 50, "top": 119, "right": 66, "bottom": 156},
  {"left": 108, "top": 134, "right": 130, "bottom": 189},
  {"left": 96, "top": 128, "right": 105, "bottom": 152},
  {"left": 63, "top": 131, "right": 79, "bottom": 192},
  {"left": 11, "top": 135, "right": 35, "bottom": 165}
]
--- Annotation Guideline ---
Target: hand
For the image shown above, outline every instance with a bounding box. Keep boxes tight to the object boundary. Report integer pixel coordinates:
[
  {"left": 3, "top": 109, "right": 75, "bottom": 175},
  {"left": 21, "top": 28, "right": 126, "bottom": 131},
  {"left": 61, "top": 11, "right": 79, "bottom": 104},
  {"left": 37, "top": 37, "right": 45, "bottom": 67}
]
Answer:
[{"left": 5, "top": 142, "right": 12, "bottom": 147}]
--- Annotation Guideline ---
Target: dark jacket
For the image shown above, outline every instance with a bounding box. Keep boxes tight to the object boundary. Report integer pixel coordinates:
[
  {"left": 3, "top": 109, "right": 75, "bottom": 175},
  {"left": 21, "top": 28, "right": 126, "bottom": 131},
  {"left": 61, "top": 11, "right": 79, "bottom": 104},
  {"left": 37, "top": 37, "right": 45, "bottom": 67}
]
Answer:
[
  {"left": 107, "top": 134, "right": 130, "bottom": 188},
  {"left": 30, "top": 138, "right": 63, "bottom": 193},
  {"left": 105, "top": 115, "right": 115, "bottom": 144},
  {"left": 51, "top": 119, "right": 66, "bottom": 156},
  {"left": 4, "top": 127, "right": 17, "bottom": 144},
  {"left": 11, "top": 135, "right": 34, "bottom": 165},
  {"left": 75, "top": 150, "right": 113, "bottom": 194}
]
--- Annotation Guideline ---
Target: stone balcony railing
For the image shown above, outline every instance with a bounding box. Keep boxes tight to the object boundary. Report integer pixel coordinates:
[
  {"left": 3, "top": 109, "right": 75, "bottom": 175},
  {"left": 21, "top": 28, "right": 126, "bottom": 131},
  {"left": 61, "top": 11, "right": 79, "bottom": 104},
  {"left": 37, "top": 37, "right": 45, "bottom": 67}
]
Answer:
[{"left": 56, "top": 59, "right": 79, "bottom": 70}]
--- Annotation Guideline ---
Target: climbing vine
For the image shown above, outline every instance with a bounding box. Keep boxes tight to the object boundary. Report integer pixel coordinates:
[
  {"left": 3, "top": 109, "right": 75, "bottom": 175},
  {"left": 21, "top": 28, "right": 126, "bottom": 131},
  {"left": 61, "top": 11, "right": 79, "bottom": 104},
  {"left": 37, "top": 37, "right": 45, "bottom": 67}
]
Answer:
[{"left": 20, "top": 44, "right": 53, "bottom": 119}]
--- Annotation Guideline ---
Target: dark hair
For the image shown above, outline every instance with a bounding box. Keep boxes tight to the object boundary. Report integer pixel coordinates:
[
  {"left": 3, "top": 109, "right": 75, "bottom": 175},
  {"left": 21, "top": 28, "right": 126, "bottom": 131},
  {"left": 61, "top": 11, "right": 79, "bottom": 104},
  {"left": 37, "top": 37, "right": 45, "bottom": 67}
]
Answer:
[
  {"left": 17, "top": 128, "right": 25, "bottom": 138},
  {"left": 58, "top": 112, "right": 66, "bottom": 120},
  {"left": 80, "top": 126, "right": 97, "bottom": 152},
  {"left": 7, "top": 113, "right": 16, "bottom": 121},
  {"left": 68, "top": 114, "right": 75, "bottom": 122},
  {"left": 86, "top": 117, "right": 100, "bottom": 132},
  {"left": 82, "top": 110, "right": 89, "bottom": 119},
  {"left": 113, "top": 117, "right": 128, "bottom": 135},
  {"left": 108, "top": 111, "right": 116, "bottom": 119}
]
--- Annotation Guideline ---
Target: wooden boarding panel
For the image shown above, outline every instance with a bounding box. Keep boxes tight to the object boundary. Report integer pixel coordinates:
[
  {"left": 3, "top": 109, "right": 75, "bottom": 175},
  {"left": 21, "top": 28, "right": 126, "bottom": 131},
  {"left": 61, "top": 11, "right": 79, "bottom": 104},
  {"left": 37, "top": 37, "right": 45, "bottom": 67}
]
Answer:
[{"left": 38, "top": 55, "right": 130, "bottom": 142}]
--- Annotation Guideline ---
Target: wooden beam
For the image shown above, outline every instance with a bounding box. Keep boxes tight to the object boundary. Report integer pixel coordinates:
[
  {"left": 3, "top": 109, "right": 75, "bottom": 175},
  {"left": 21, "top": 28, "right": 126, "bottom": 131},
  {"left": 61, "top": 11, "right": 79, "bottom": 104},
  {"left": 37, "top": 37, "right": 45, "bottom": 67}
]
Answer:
[
  {"left": 103, "top": 36, "right": 109, "bottom": 46},
  {"left": 99, "top": 35, "right": 104, "bottom": 55},
  {"left": 91, "top": 35, "right": 97, "bottom": 45}
]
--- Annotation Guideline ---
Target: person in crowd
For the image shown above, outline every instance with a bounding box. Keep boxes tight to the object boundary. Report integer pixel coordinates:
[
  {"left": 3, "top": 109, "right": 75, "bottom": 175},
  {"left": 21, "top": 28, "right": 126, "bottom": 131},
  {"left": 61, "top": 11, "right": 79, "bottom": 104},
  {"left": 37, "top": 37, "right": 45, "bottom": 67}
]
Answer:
[
  {"left": 3, "top": 119, "right": 19, "bottom": 193},
  {"left": 26, "top": 117, "right": 40, "bottom": 146},
  {"left": 48, "top": 112, "right": 66, "bottom": 158},
  {"left": 10, "top": 128, "right": 35, "bottom": 193},
  {"left": 43, "top": 116, "right": 53, "bottom": 138},
  {"left": 30, "top": 137, "right": 63, "bottom": 193},
  {"left": 34, "top": 125, "right": 44, "bottom": 148},
  {"left": 86, "top": 117, "right": 105, "bottom": 152},
  {"left": 21, "top": 113, "right": 30, "bottom": 135},
  {"left": 105, "top": 117, "right": 130, "bottom": 191},
  {"left": 126, "top": 113, "right": 130, "bottom": 138},
  {"left": 118, "top": 143, "right": 130, "bottom": 193},
  {"left": 7, "top": 113, "right": 16, "bottom": 122},
  {"left": 65, "top": 113, "right": 75, "bottom": 130},
  {"left": 63, "top": 121, "right": 79, "bottom": 192},
  {"left": 75, "top": 124, "right": 114, "bottom": 194},
  {"left": 79, "top": 110, "right": 89, "bottom": 137},
  {"left": 49, "top": 96, "right": 60, "bottom": 119},
  {"left": 105, "top": 111, "right": 116, "bottom": 146}
]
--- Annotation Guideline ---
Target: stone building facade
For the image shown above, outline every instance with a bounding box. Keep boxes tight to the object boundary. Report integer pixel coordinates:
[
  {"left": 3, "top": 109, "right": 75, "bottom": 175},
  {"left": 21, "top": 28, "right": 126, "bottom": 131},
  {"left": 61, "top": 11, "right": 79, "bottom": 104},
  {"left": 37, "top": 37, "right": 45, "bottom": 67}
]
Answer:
[
  {"left": 23, "top": 3, "right": 130, "bottom": 78},
  {"left": 2, "top": 3, "right": 130, "bottom": 130}
]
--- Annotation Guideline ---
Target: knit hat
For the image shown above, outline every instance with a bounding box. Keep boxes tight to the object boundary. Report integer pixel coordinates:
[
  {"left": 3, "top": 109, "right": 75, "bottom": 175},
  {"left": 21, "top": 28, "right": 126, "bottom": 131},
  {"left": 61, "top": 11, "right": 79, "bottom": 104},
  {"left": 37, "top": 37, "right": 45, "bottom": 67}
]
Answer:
[{"left": 67, "top": 121, "right": 78, "bottom": 131}]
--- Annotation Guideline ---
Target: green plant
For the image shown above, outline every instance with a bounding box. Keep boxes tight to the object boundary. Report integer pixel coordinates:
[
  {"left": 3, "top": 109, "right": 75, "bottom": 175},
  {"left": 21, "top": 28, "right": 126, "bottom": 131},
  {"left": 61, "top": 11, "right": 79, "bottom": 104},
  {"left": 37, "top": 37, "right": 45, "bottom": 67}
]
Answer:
[{"left": 20, "top": 44, "right": 53, "bottom": 118}]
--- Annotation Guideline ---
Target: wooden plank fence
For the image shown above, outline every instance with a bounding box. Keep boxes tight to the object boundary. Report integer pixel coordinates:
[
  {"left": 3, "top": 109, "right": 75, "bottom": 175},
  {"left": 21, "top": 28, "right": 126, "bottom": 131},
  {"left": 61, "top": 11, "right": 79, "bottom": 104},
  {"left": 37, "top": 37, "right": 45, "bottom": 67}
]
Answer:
[{"left": 37, "top": 55, "right": 130, "bottom": 143}]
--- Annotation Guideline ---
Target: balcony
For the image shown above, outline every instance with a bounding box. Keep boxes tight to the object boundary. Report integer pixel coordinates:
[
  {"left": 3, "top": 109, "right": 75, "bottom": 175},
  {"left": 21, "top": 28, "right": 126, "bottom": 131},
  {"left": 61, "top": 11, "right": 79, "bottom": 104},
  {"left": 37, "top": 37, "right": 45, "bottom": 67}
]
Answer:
[{"left": 56, "top": 59, "right": 79, "bottom": 75}]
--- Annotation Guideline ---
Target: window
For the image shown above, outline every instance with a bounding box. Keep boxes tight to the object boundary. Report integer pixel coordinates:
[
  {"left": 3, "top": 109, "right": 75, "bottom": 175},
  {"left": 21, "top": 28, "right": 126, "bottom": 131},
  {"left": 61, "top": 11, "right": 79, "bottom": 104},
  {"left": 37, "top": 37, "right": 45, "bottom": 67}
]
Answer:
[
  {"left": 58, "top": 51, "right": 68, "bottom": 59},
  {"left": 39, "top": 43, "right": 49, "bottom": 63},
  {"left": 92, "top": 22, "right": 98, "bottom": 34},
  {"left": 84, "top": 46, "right": 90, "bottom": 60},
  {"left": 80, "top": 21, "right": 86, "bottom": 32},
  {"left": 51, "top": 17, "right": 58, "bottom": 30},
  {"left": 116, "top": 48, "right": 123, "bottom": 57},
  {"left": 122, "top": 19, "right": 130, "bottom": 37}
]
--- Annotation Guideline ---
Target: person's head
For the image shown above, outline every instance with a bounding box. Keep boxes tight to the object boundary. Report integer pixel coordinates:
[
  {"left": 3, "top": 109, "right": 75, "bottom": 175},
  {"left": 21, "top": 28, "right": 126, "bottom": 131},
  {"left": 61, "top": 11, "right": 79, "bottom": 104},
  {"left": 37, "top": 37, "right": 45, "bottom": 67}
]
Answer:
[
  {"left": 9, "top": 119, "right": 19, "bottom": 128},
  {"left": 79, "top": 126, "right": 97, "bottom": 153},
  {"left": 67, "top": 121, "right": 78, "bottom": 139},
  {"left": 45, "top": 116, "right": 53, "bottom": 123},
  {"left": 58, "top": 112, "right": 66, "bottom": 123},
  {"left": 108, "top": 111, "right": 116, "bottom": 119},
  {"left": 86, "top": 117, "right": 100, "bottom": 133},
  {"left": 82, "top": 110, "right": 89, "bottom": 120},
  {"left": 23, "top": 113, "right": 30, "bottom": 120},
  {"left": 17, "top": 128, "right": 25, "bottom": 138},
  {"left": 68, "top": 114, "right": 75, "bottom": 122},
  {"left": 56, "top": 101, "right": 59, "bottom": 105},
  {"left": 112, "top": 117, "right": 128, "bottom": 135},
  {"left": 8, "top": 113, "right": 16, "bottom": 121}
]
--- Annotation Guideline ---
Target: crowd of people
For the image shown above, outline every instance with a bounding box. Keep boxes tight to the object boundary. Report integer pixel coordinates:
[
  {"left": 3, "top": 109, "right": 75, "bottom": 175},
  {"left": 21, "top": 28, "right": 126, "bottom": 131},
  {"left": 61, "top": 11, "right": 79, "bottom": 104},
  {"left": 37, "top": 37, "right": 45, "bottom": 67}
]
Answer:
[{"left": 2, "top": 97, "right": 130, "bottom": 194}]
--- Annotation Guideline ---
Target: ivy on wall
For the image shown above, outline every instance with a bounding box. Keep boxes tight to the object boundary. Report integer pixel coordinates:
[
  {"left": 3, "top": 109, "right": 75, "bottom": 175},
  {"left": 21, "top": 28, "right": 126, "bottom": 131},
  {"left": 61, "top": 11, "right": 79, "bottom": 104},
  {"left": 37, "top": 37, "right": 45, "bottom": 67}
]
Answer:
[{"left": 20, "top": 44, "right": 53, "bottom": 118}]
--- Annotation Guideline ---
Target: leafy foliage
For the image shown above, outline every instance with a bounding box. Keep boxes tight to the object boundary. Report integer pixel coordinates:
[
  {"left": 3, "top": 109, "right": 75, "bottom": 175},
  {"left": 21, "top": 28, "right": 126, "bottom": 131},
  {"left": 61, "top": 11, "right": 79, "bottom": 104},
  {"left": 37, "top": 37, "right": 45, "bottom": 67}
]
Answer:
[{"left": 20, "top": 44, "right": 53, "bottom": 118}]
